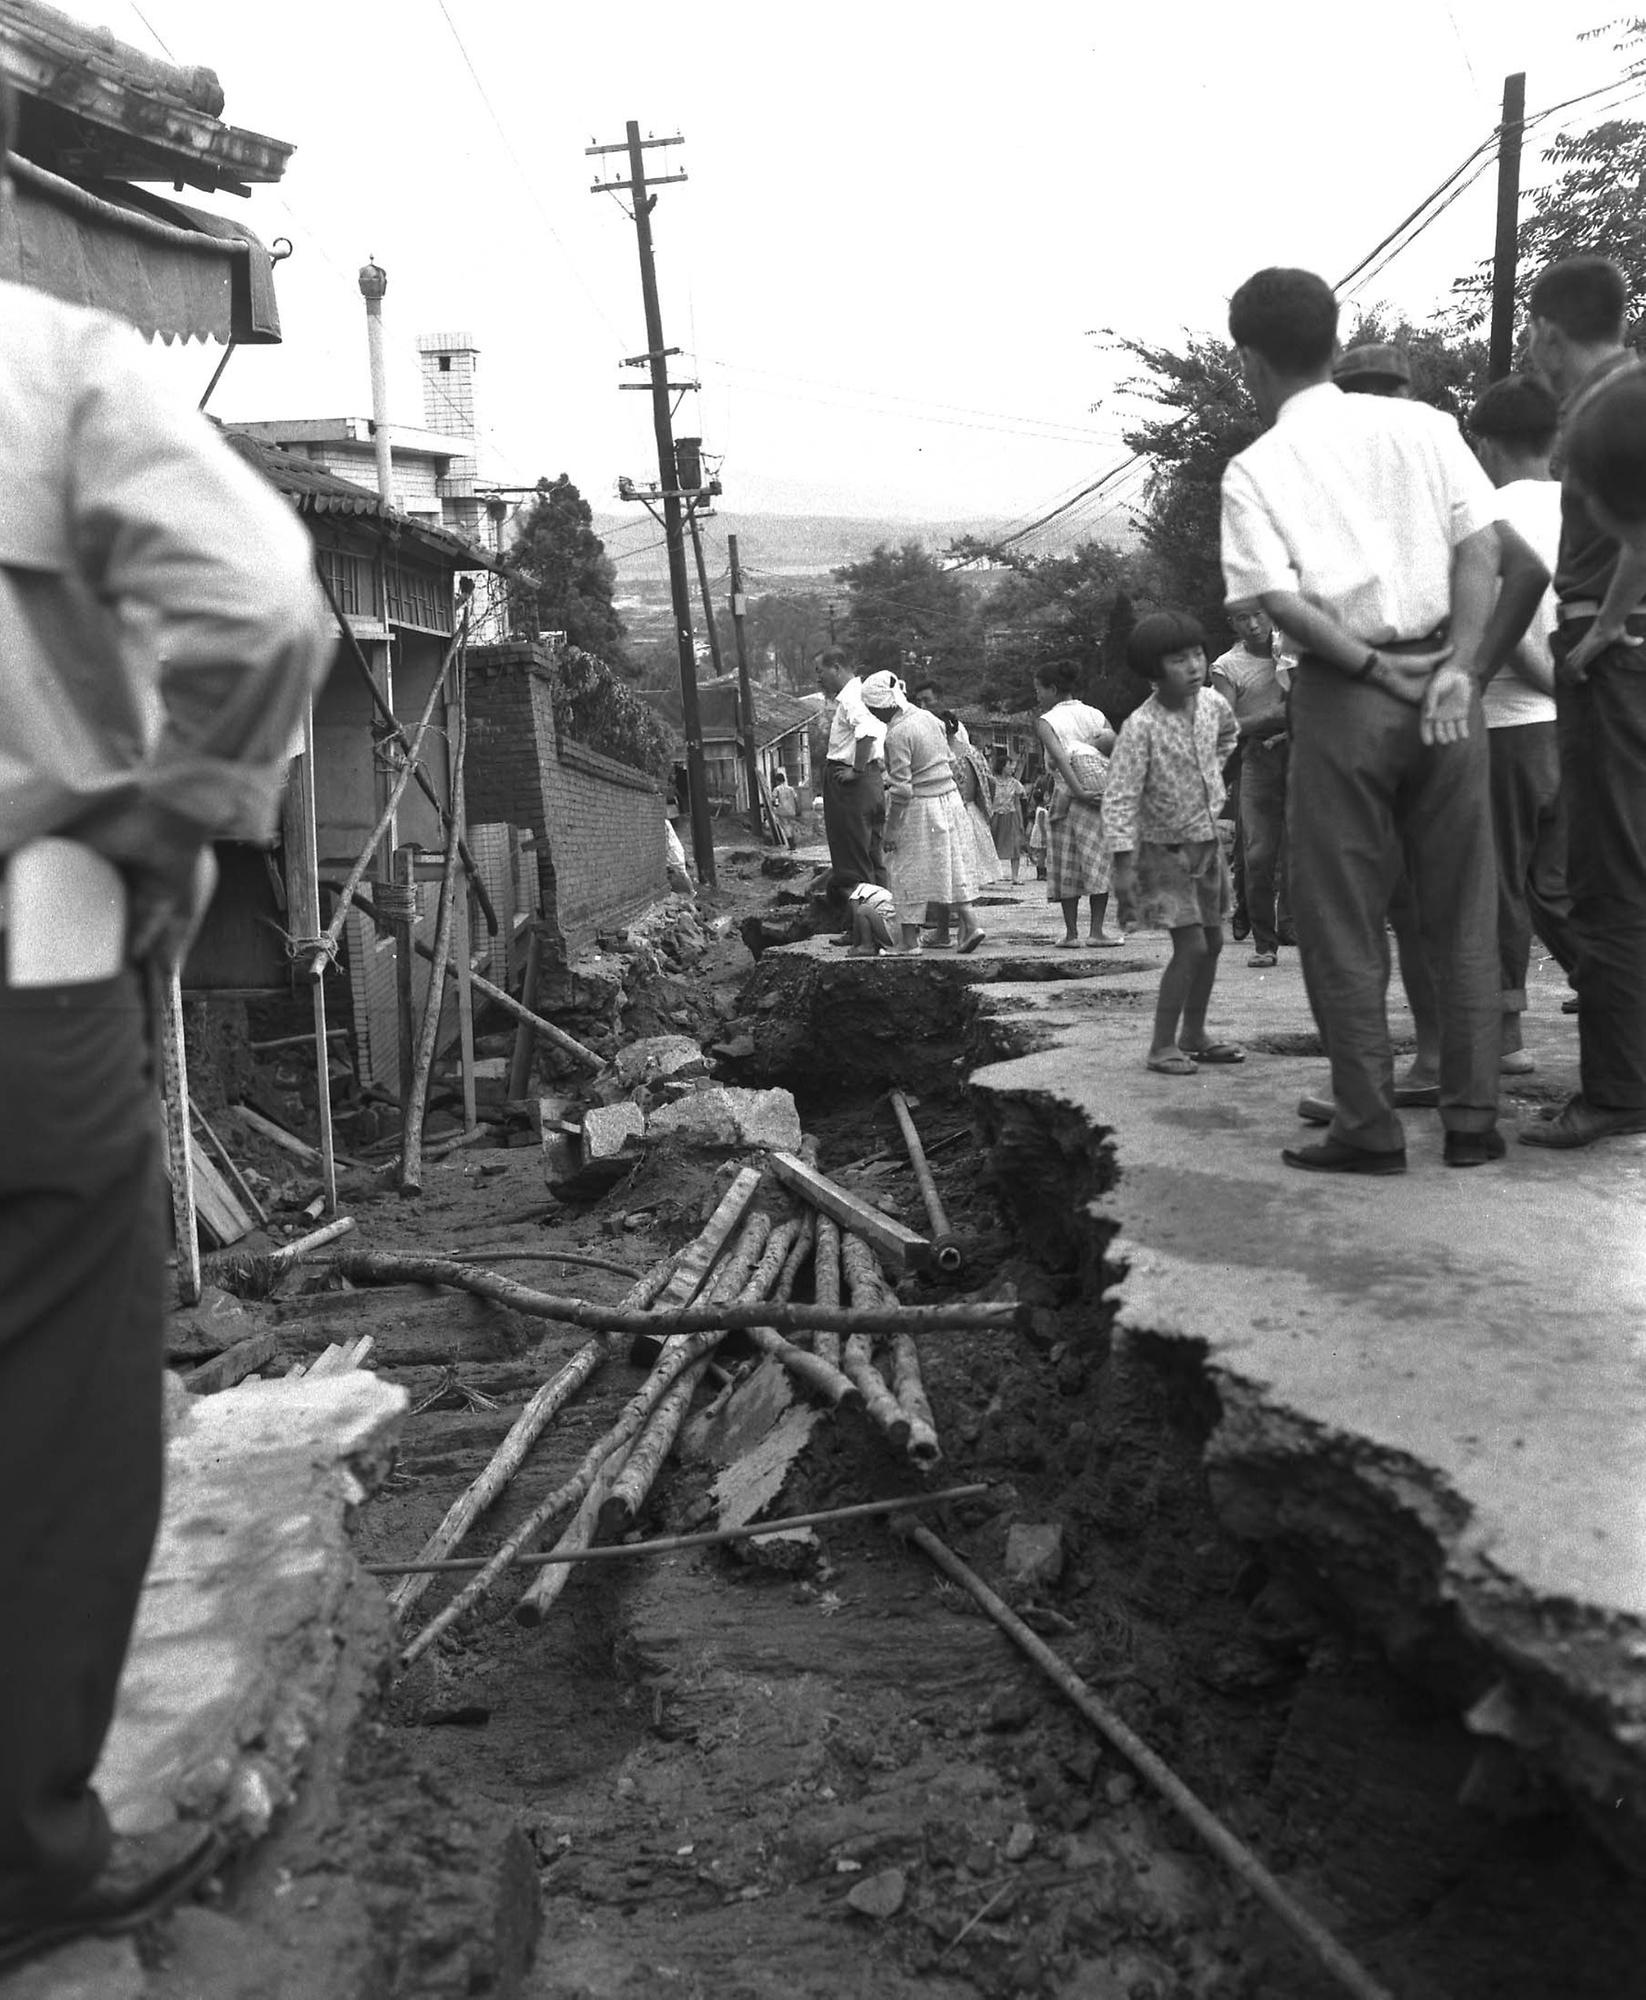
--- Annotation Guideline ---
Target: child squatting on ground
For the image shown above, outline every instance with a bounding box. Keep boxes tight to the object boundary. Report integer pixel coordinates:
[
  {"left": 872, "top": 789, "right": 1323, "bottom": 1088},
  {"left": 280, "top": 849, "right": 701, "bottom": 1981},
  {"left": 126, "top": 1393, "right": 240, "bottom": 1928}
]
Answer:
[
  {"left": 847, "top": 882, "right": 900, "bottom": 956},
  {"left": 1105, "top": 611, "right": 1246, "bottom": 1075}
]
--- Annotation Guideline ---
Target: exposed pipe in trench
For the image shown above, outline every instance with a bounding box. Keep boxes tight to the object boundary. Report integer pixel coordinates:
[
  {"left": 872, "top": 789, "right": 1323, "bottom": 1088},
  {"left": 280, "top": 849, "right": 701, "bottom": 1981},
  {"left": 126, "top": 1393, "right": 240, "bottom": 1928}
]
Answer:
[{"left": 903, "top": 1523, "right": 1396, "bottom": 2000}]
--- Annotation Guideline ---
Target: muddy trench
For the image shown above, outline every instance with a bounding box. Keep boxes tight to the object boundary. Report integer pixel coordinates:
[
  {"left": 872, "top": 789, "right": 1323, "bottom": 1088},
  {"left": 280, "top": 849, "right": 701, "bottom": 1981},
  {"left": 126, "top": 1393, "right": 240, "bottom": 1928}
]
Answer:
[{"left": 225, "top": 921, "right": 1646, "bottom": 2000}]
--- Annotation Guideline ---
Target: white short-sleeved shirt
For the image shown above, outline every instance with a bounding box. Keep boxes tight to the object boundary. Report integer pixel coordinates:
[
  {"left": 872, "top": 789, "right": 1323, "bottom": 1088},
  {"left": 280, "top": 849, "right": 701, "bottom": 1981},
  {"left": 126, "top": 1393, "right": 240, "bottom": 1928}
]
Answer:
[
  {"left": 1220, "top": 382, "right": 1498, "bottom": 648},
  {"left": 826, "top": 676, "right": 887, "bottom": 764},
  {"left": 1483, "top": 478, "right": 1560, "bottom": 730}
]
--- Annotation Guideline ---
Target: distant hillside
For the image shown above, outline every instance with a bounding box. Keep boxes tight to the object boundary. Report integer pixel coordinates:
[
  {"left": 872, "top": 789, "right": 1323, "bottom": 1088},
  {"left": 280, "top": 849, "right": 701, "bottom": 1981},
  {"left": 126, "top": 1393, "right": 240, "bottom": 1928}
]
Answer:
[{"left": 594, "top": 511, "right": 1017, "bottom": 584}]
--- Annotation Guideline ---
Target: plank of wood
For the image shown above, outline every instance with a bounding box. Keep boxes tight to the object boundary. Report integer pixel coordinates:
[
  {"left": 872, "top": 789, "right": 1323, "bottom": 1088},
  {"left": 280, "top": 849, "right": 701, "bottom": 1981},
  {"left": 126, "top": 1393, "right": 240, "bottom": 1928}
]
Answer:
[
  {"left": 231, "top": 1103, "right": 368, "bottom": 1173},
  {"left": 150, "top": 962, "right": 200, "bottom": 1305},
  {"left": 183, "top": 1331, "right": 279, "bottom": 1395},
  {"left": 655, "top": 1164, "right": 766, "bottom": 1309},
  {"left": 188, "top": 1135, "right": 253, "bottom": 1248},
  {"left": 768, "top": 1151, "right": 931, "bottom": 1277}
]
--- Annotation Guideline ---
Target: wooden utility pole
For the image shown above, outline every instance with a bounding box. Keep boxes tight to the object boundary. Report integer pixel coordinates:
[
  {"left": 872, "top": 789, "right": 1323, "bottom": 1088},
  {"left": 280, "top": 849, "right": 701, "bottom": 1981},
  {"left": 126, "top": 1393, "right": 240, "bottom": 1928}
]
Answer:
[
  {"left": 686, "top": 504, "right": 725, "bottom": 678},
  {"left": 588, "top": 123, "right": 716, "bottom": 886},
  {"left": 727, "top": 534, "right": 764, "bottom": 839},
  {"left": 1489, "top": 72, "right": 1526, "bottom": 382}
]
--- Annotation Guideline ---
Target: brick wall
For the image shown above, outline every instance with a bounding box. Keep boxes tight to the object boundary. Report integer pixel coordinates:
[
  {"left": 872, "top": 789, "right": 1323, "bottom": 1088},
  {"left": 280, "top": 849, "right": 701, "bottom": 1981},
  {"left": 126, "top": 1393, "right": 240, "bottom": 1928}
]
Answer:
[{"left": 467, "top": 642, "right": 667, "bottom": 961}]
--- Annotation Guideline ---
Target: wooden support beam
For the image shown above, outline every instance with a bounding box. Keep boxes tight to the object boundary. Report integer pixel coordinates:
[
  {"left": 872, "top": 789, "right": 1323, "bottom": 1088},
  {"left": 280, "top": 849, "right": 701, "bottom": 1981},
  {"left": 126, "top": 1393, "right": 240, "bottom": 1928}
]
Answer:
[
  {"left": 183, "top": 1330, "right": 279, "bottom": 1395},
  {"left": 768, "top": 1150, "right": 931, "bottom": 1276}
]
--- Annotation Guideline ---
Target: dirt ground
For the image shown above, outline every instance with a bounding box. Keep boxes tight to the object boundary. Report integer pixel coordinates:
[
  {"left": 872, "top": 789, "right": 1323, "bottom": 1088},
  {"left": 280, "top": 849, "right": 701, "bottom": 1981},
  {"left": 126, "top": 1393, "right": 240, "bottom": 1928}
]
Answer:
[{"left": 175, "top": 851, "right": 1646, "bottom": 2000}]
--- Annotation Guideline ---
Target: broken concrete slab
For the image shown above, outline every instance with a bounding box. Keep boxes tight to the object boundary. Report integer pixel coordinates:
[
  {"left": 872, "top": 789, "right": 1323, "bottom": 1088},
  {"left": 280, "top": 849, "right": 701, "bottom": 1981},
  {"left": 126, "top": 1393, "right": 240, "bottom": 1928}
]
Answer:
[
  {"left": 615, "top": 1033, "right": 710, "bottom": 1091},
  {"left": 94, "top": 1371, "right": 406, "bottom": 1847},
  {"left": 581, "top": 1100, "right": 647, "bottom": 1162},
  {"left": 645, "top": 1085, "right": 803, "bottom": 1154}
]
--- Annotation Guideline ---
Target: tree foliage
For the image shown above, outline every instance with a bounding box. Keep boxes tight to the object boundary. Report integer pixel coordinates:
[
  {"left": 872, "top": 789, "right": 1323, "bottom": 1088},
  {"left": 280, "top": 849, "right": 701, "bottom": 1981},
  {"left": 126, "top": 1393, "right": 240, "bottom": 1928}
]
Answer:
[
  {"left": 502, "top": 474, "right": 627, "bottom": 663},
  {"left": 747, "top": 590, "right": 834, "bottom": 692},
  {"left": 1452, "top": 24, "right": 1646, "bottom": 329},
  {"left": 1116, "top": 334, "right": 1263, "bottom": 641},
  {"left": 548, "top": 645, "right": 672, "bottom": 780},
  {"left": 833, "top": 542, "right": 982, "bottom": 693},
  {"left": 965, "top": 540, "right": 1146, "bottom": 715}
]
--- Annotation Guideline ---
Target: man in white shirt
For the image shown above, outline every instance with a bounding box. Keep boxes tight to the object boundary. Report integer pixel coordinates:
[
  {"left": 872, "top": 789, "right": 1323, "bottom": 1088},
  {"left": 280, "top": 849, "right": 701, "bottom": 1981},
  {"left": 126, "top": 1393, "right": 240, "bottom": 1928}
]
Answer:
[
  {"left": 1467, "top": 374, "right": 1577, "bottom": 1075},
  {"left": 1221, "top": 267, "right": 1546, "bottom": 1172},
  {"left": 815, "top": 648, "right": 887, "bottom": 923}
]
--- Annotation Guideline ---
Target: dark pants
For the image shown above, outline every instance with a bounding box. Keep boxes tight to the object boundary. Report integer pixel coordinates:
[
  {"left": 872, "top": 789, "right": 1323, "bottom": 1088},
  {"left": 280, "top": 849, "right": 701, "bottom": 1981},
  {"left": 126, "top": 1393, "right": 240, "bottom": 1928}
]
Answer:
[
  {"left": 1555, "top": 636, "right": 1646, "bottom": 1109},
  {"left": 1239, "top": 738, "right": 1291, "bottom": 953},
  {"left": 822, "top": 762, "right": 886, "bottom": 902},
  {"left": 0, "top": 972, "right": 165, "bottom": 1924},
  {"left": 1487, "top": 722, "right": 1576, "bottom": 1011},
  {"left": 1289, "top": 670, "right": 1499, "bottom": 1152}
]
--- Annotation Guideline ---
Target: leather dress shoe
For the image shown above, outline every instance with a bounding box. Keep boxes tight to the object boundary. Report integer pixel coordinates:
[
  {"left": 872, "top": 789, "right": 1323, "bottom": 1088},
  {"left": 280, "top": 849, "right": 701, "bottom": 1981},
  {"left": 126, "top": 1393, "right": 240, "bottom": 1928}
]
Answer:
[
  {"left": 0, "top": 1825, "right": 225, "bottom": 1972},
  {"left": 1443, "top": 1129, "right": 1506, "bottom": 1167},
  {"left": 1520, "top": 1095, "right": 1646, "bottom": 1149},
  {"left": 1282, "top": 1137, "right": 1406, "bottom": 1175}
]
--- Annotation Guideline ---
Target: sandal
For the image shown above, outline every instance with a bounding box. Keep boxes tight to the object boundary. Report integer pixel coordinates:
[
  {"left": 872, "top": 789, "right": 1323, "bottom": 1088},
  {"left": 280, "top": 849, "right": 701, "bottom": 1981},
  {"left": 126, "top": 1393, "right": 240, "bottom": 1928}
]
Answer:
[
  {"left": 1053, "top": 936, "right": 1084, "bottom": 949},
  {"left": 957, "top": 930, "right": 987, "bottom": 956},
  {"left": 1146, "top": 1051, "right": 1200, "bottom": 1076},
  {"left": 1181, "top": 1042, "right": 1244, "bottom": 1064}
]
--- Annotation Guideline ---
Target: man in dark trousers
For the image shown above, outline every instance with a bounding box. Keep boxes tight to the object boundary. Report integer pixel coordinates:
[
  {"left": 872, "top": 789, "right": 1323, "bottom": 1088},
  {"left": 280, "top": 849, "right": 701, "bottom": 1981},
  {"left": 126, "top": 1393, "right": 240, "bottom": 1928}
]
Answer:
[
  {"left": 1210, "top": 600, "right": 1291, "bottom": 966},
  {"left": 1220, "top": 267, "right": 1545, "bottom": 1172},
  {"left": 0, "top": 73, "right": 331, "bottom": 1965},
  {"left": 815, "top": 647, "right": 887, "bottom": 927},
  {"left": 1518, "top": 257, "right": 1646, "bottom": 1148}
]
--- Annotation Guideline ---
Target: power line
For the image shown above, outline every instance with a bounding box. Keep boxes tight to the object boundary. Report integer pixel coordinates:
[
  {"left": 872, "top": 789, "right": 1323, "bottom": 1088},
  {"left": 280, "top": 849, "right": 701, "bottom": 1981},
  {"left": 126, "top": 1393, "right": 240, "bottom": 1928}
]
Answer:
[{"left": 432, "top": 0, "right": 632, "bottom": 353}]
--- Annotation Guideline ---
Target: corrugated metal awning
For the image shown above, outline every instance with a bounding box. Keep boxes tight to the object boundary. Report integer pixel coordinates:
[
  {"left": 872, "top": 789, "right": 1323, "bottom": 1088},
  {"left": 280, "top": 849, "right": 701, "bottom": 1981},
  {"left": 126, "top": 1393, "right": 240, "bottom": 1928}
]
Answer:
[{"left": 0, "top": 153, "right": 281, "bottom": 343}]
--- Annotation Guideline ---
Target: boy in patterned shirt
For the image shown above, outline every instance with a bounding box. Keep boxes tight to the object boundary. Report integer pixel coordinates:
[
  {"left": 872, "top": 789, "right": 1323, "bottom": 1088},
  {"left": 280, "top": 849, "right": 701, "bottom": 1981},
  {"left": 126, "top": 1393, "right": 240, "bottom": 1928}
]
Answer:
[{"left": 1107, "top": 612, "right": 1243, "bottom": 1074}]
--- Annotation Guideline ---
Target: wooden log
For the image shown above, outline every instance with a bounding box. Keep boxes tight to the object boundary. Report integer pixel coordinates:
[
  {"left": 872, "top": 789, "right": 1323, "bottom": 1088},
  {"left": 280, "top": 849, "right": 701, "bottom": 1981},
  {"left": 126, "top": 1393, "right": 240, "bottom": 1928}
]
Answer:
[
  {"left": 840, "top": 1232, "right": 910, "bottom": 1451},
  {"left": 399, "top": 1321, "right": 729, "bottom": 1664},
  {"left": 892, "top": 1331, "right": 942, "bottom": 1467},
  {"left": 269, "top": 1216, "right": 355, "bottom": 1267},
  {"left": 335, "top": 1248, "right": 1022, "bottom": 1340},
  {"left": 811, "top": 1213, "right": 842, "bottom": 1372},
  {"left": 232, "top": 1103, "right": 369, "bottom": 1173},
  {"left": 512, "top": 1447, "right": 633, "bottom": 1628},
  {"left": 151, "top": 961, "right": 200, "bottom": 1306},
  {"left": 388, "top": 1251, "right": 679, "bottom": 1625},
  {"left": 657, "top": 1165, "right": 765, "bottom": 1308},
  {"left": 744, "top": 1325, "right": 861, "bottom": 1411},
  {"left": 183, "top": 1331, "right": 279, "bottom": 1395},
  {"left": 769, "top": 1149, "right": 931, "bottom": 1276},
  {"left": 888, "top": 1089, "right": 965, "bottom": 1277},
  {"left": 597, "top": 1218, "right": 785, "bottom": 1544}
]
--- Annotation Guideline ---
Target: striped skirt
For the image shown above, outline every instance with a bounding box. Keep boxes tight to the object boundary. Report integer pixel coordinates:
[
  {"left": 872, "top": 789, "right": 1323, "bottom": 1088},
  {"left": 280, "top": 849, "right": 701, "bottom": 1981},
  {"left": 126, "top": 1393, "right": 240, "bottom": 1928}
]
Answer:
[
  {"left": 887, "top": 792, "right": 980, "bottom": 923},
  {"left": 1046, "top": 798, "right": 1111, "bottom": 898}
]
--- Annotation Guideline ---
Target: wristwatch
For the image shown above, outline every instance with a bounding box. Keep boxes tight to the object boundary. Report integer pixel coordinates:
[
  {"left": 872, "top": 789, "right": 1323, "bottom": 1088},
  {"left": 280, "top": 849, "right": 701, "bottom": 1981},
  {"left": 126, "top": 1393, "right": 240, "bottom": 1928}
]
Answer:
[{"left": 1352, "top": 647, "right": 1379, "bottom": 681}]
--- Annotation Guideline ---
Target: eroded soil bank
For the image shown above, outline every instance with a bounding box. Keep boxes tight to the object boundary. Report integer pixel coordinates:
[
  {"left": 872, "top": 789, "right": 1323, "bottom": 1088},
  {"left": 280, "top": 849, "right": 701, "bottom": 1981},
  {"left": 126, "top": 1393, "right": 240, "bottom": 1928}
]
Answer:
[{"left": 145, "top": 868, "right": 1646, "bottom": 2000}]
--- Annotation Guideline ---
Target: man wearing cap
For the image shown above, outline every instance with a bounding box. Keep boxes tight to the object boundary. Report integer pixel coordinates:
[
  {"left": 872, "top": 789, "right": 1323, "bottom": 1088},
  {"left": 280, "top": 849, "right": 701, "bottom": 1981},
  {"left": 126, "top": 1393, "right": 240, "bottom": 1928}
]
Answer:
[
  {"left": 815, "top": 648, "right": 888, "bottom": 927},
  {"left": 1210, "top": 601, "right": 1292, "bottom": 967},
  {"left": 1519, "top": 255, "right": 1646, "bottom": 1147},
  {"left": 1220, "top": 268, "right": 1545, "bottom": 1173},
  {"left": 1332, "top": 341, "right": 1414, "bottom": 398}
]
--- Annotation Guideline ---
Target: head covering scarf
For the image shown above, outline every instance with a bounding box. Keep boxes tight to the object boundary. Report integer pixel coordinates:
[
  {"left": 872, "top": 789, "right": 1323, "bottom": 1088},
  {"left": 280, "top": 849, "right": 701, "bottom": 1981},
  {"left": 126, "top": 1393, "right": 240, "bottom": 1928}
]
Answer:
[{"left": 859, "top": 670, "right": 908, "bottom": 713}]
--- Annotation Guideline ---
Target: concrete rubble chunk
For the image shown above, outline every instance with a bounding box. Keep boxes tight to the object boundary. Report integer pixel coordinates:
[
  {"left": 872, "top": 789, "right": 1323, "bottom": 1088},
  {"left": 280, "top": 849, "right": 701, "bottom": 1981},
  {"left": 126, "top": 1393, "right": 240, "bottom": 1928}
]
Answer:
[
  {"left": 645, "top": 1084, "right": 803, "bottom": 1153},
  {"left": 1004, "top": 1523, "right": 1064, "bottom": 1590},
  {"left": 615, "top": 1033, "right": 710, "bottom": 1091},
  {"left": 94, "top": 1372, "right": 406, "bottom": 1851},
  {"left": 581, "top": 1100, "right": 647, "bottom": 1163},
  {"left": 845, "top": 1866, "right": 907, "bottom": 1919}
]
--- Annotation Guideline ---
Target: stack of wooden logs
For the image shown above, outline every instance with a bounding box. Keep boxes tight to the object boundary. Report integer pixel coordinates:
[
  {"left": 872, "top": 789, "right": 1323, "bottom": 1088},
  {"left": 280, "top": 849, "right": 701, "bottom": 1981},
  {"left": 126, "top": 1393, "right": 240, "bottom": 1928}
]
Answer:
[{"left": 339, "top": 1142, "right": 1017, "bottom": 1668}]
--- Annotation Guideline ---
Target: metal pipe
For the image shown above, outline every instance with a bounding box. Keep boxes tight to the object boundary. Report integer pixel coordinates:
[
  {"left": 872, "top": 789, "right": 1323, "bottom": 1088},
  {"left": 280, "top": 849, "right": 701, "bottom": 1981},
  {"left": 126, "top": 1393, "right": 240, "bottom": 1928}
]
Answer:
[
  {"left": 889, "top": 1089, "right": 965, "bottom": 1276},
  {"left": 366, "top": 1485, "right": 988, "bottom": 1576},
  {"left": 905, "top": 1525, "right": 1395, "bottom": 2000},
  {"left": 359, "top": 259, "right": 394, "bottom": 503}
]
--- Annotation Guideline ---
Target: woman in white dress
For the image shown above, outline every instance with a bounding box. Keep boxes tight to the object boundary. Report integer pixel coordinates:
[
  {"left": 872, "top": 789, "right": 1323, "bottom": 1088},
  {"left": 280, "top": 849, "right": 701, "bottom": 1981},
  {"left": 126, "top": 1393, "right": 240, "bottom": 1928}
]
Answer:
[
  {"left": 861, "top": 674, "right": 985, "bottom": 953},
  {"left": 1034, "top": 659, "right": 1121, "bottom": 948},
  {"left": 942, "top": 712, "right": 1003, "bottom": 893}
]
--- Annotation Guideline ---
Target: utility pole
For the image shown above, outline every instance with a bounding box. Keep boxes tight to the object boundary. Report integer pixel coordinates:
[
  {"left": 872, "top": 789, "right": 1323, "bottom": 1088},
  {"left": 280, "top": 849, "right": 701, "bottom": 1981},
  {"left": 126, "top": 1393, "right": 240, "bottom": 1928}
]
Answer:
[
  {"left": 727, "top": 534, "right": 764, "bottom": 840},
  {"left": 588, "top": 123, "right": 716, "bottom": 886},
  {"left": 827, "top": 601, "right": 838, "bottom": 643},
  {"left": 1489, "top": 72, "right": 1527, "bottom": 382},
  {"left": 686, "top": 503, "right": 725, "bottom": 678}
]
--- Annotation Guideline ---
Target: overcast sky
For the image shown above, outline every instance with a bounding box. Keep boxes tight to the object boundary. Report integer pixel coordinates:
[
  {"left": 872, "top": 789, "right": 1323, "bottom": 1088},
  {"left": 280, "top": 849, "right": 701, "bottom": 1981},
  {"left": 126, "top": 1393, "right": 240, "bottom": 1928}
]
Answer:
[{"left": 107, "top": 0, "right": 1639, "bottom": 549}]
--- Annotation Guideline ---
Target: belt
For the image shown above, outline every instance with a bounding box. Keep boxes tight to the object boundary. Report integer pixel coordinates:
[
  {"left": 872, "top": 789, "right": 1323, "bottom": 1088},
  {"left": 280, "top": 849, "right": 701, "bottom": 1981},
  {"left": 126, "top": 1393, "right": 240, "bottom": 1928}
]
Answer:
[
  {"left": 1374, "top": 626, "right": 1449, "bottom": 655},
  {"left": 1556, "top": 599, "right": 1646, "bottom": 626}
]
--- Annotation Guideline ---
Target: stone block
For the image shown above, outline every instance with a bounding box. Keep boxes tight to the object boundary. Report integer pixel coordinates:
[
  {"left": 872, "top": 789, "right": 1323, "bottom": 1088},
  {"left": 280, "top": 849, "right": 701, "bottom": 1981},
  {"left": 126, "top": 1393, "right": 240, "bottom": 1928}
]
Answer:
[
  {"left": 645, "top": 1085, "right": 802, "bottom": 1153},
  {"left": 470, "top": 1057, "right": 511, "bottom": 1107},
  {"left": 581, "top": 1101, "right": 647, "bottom": 1163},
  {"left": 1003, "top": 1522, "right": 1064, "bottom": 1590},
  {"left": 614, "top": 1033, "right": 710, "bottom": 1091}
]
